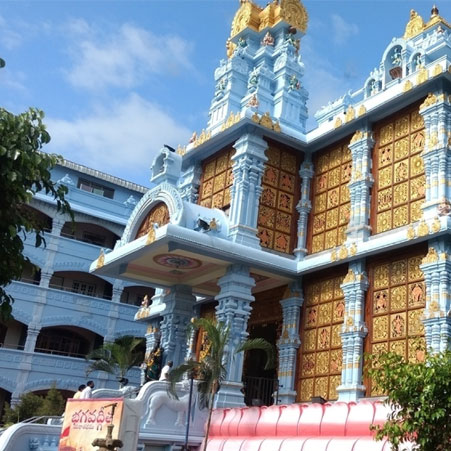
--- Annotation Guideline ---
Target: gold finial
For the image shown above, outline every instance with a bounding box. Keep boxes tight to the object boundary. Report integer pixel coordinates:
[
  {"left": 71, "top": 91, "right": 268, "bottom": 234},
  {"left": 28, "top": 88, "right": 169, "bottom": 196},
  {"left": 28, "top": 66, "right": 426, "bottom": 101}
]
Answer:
[{"left": 404, "top": 10, "right": 425, "bottom": 40}]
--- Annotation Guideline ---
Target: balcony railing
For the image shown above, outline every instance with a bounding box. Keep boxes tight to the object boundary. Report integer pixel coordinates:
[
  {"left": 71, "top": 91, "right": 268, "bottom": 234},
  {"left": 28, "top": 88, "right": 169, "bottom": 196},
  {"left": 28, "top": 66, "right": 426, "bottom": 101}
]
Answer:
[
  {"left": 242, "top": 376, "right": 279, "bottom": 407},
  {"left": 60, "top": 232, "right": 114, "bottom": 249},
  {"left": 34, "top": 347, "right": 87, "bottom": 359},
  {"left": 48, "top": 284, "right": 112, "bottom": 300},
  {"left": 0, "top": 343, "right": 25, "bottom": 351}
]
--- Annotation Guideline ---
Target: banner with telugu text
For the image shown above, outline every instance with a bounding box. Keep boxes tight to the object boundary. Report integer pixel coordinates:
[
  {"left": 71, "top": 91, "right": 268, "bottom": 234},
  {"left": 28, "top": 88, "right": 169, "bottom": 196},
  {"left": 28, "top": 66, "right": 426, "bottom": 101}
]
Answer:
[{"left": 58, "top": 398, "right": 124, "bottom": 451}]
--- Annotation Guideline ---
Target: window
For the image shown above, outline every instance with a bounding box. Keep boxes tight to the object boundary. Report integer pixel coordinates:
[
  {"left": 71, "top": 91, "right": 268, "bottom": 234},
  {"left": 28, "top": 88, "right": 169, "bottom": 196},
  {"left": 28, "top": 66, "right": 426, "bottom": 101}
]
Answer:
[
  {"left": 78, "top": 178, "right": 114, "bottom": 199},
  {"left": 72, "top": 281, "right": 96, "bottom": 297}
]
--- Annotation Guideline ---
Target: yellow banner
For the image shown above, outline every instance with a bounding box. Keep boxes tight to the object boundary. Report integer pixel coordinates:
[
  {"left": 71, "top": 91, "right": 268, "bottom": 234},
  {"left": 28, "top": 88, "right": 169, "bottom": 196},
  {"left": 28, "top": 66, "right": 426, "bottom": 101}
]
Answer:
[{"left": 58, "top": 398, "right": 124, "bottom": 451}]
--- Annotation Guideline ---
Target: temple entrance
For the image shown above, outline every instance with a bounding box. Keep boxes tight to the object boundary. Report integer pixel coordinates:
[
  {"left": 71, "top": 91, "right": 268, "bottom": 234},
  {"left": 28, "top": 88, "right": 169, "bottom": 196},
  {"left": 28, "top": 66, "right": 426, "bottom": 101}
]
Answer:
[
  {"left": 243, "top": 322, "right": 279, "bottom": 406},
  {"left": 242, "top": 285, "right": 284, "bottom": 406}
]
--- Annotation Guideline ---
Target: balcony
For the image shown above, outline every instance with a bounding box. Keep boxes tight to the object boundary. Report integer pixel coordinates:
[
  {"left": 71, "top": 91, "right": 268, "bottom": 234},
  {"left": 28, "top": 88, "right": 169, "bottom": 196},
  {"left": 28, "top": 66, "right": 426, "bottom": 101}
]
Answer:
[
  {"left": 0, "top": 347, "right": 141, "bottom": 393},
  {"left": 6, "top": 281, "right": 141, "bottom": 329}
]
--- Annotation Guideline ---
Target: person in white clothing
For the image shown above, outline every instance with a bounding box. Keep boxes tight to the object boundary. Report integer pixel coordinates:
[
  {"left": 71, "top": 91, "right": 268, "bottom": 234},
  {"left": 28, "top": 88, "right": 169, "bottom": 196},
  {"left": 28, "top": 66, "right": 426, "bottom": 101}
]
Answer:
[
  {"left": 159, "top": 361, "right": 173, "bottom": 381},
  {"left": 80, "top": 380, "right": 95, "bottom": 399}
]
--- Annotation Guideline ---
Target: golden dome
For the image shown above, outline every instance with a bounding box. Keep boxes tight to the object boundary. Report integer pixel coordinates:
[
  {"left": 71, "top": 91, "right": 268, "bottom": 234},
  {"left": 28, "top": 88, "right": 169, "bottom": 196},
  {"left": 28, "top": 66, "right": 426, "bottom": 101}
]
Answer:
[{"left": 230, "top": 0, "right": 308, "bottom": 40}]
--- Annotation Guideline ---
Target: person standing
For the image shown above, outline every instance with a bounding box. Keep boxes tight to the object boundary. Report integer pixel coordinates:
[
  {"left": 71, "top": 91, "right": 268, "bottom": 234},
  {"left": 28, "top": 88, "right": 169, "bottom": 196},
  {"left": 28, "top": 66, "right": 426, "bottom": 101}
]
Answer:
[
  {"left": 73, "top": 384, "right": 86, "bottom": 399},
  {"left": 80, "top": 380, "right": 95, "bottom": 399},
  {"left": 159, "top": 361, "right": 173, "bottom": 381}
]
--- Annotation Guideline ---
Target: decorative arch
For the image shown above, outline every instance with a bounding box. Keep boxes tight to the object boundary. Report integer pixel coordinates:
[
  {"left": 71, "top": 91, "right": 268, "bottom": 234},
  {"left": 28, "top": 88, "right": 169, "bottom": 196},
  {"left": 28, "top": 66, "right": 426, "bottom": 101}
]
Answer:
[
  {"left": 69, "top": 211, "right": 124, "bottom": 238},
  {"left": 121, "top": 183, "right": 183, "bottom": 245},
  {"left": 135, "top": 203, "right": 170, "bottom": 239},
  {"left": 52, "top": 260, "right": 91, "bottom": 273},
  {"left": 22, "top": 250, "right": 47, "bottom": 271},
  {"left": 10, "top": 308, "right": 32, "bottom": 326},
  {"left": 39, "top": 316, "right": 107, "bottom": 337},
  {"left": 0, "top": 376, "right": 17, "bottom": 393},
  {"left": 25, "top": 378, "right": 81, "bottom": 393}
]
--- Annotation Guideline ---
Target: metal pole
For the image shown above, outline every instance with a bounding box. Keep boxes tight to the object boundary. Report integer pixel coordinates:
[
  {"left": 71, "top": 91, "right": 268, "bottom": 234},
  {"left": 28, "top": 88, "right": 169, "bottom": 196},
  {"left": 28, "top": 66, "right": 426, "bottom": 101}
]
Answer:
[{"left": 183, "top": 373, "right": 194, "bottom": 451}]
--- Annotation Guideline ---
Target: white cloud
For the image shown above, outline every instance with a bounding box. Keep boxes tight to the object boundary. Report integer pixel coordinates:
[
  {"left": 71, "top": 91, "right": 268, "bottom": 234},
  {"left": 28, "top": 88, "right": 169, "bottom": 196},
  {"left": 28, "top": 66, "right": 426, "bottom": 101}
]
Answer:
[
  {"left": 45, "top": 93, "right": 191, "bottom": 184},
  {"left": 65, "top": 23, "right": 196, "bottom": 91},
  {"left": 331, "top": 14, "right": 359, "bottom": 46},
  {"left": 0, "top": 15, "right": 24, "bottom": 49}
]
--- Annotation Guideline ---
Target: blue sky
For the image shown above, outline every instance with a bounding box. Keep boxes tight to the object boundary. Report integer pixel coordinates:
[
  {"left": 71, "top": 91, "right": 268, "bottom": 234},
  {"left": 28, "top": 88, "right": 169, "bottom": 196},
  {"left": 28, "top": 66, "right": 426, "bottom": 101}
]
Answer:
[{"left": 1, "top": 1, "right": 450, "bottom": 187}]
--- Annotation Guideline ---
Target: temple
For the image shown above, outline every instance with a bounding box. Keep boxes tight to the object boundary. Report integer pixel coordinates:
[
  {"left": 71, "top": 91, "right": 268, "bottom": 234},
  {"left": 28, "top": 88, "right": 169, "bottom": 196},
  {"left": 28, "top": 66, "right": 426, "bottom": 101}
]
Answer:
[{"left": 90, "top": 0, "right": 451, "bottom": 413}]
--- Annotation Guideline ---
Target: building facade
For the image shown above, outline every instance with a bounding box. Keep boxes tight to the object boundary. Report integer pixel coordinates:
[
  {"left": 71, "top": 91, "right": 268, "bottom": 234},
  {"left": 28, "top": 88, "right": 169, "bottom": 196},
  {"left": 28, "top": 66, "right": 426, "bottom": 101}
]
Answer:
[
  {"left": 1, "top": 159, "right": 150, "bottom": 411},
  {"left": 92, "top": 1, "right": 451, "bottom": 409}
]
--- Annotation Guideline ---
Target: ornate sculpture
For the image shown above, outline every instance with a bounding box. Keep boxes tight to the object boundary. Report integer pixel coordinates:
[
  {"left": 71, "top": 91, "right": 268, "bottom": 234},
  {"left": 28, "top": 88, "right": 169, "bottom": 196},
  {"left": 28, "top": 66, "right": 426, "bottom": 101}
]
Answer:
[{"left": 261, "top": 31, "right": 275, "bottom": 46}]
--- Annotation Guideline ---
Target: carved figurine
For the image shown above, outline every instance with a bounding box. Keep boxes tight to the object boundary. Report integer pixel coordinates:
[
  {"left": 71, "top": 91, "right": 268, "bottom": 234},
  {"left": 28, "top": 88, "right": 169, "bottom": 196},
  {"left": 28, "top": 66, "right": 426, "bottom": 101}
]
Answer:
[
  {"left": 247, "top": 94, "right": 259, "bottom": 108},
  {"left": 141, "top": 295, "right": 150, "bottom": 308},
  {"left": 437, "top": 198, "right": 451, "bottom": 216},
  {"left": 247, "top": 67, "right": 259, "bottom": 91},
  {"left": 189, "top": 131, "right": 197, "bottom": 144},
  {"left": 238, "top": 37, "right": 247, "bottom": 48},
  {"left": 391, "top": 47, "right": 402, "bottom": 67},
  {"left": 288, "top": 74, "right": 300, "bottom": 92},
  {"left": 262, "top": 31, "right": 275, "bottom": 46}
]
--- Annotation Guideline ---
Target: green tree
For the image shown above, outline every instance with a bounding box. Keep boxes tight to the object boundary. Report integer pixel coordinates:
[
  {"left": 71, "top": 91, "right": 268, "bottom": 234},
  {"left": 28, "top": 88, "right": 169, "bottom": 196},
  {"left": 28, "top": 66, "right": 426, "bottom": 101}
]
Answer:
[
  {"left": 37, "top": 386, "right": 65, "bottom": 417},
  {"left": 0, "top": 107, "right": 71, "bottom": 320},
  {"left": 367, "top": 350, "right": 451, "bottom": 451},
  {"left": 2, "top": 386, "right": 65, "bottom": 425},
  {"left": 86, "top": 335, "right": 145, "bottom": 384},
  {"left": 168, "top": 318, "right": 275, "bottom": 451}
]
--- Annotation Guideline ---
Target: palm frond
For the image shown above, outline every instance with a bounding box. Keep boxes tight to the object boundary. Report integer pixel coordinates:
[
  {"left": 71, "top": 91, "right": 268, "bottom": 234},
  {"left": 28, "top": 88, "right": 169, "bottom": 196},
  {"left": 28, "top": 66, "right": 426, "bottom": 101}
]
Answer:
[
  {"left": 167, "top": 360, "right": 200, "bottom": 400},
  {"left": 86, "top": 360, "right": 116, "bottom": 376},
  {"left": 236, "top": 338, "right": 276, "bottom": 370}
]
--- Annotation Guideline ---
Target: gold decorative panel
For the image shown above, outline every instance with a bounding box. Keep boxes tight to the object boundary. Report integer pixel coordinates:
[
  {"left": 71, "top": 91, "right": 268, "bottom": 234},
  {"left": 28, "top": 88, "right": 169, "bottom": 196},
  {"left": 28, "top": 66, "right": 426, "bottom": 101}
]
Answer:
[
  {"left": 297, "top": 274, "right": 345, "bottom": 402},
  {"left": 372, "top": 103, "right": 425, "bottom": 234},
  {"left": 309, "top": 141, "right": 351, "bottom": 254},
  {"left": 199, "top": 147, "right": 234, "bottom": 212},
  {"left": 365, "top": 249, "right": 426, "bottom": 395},
  {"left": 135, "top": 202, "right": 170, "bottom": 239},
  {"left": 258, "top": 142, "right": 301, "bottom": 254}
]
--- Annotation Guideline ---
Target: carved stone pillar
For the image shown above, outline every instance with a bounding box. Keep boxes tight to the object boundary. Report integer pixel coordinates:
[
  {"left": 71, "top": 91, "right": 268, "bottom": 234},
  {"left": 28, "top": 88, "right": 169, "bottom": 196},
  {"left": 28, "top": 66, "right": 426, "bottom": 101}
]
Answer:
[
  {"left": 419, "top": 92, "right": 451, "bottom": 219},
  {"left": 111, "top": 280, "right": 124, "bottom": 303},
  {"left": 346, "top": 129, "right": 374, "bottom": 241},
  {"left": 159, "top": 285, "right": 196, "bottom": 367},
  {"left": 51, "top": 217, "right": 65, "bottom": 236},
  {"left": 277, "top": 282, "right": 303, "bottom": 404},
  {"left": 214, "top": 264, "right": 255, "bottom": 407},
  {"left": 39, "top": 270, "right": 52, "bottom": 288},
  {"left": 24, "top": 325, "right": 41, "bottom": 353},
  {"left": 420, "top": 238, "right": 451, "bottom": 353},
  {"left": 294, "top": 160, "right": 314, "bottom": 259},
  {"left": 228, "top": 133, "right": 267, "bottom": 247},
  {"left": 337, "top": 260, "right": 368, "bottom": 401}
]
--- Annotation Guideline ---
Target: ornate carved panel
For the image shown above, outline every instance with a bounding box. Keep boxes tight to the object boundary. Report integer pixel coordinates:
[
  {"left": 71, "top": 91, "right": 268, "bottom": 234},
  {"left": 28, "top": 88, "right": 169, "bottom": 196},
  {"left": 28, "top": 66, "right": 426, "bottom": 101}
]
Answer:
[
  {"left": 257, "top": 142, "right": 301, "bottom": 254},
  {"left": 135, "top": 202, "right": 170, "bottom": 239},
  {"left": 372, "top": 103, "right": 425, "bottom": 234},
  {"left": 198, "top": 147, "right": 234, "bottom": 212},
  {"left": 365, "top": 248, "right": 426, "bottom": 396},
  {"left": 309, "top": 140, "right": 352, "bottom": 254},
  {"left": 297, "top": 273, "right": 345, "bottom": 402},
  {"left": 195, "top": 302, "right": 217, "bottom": 362}
]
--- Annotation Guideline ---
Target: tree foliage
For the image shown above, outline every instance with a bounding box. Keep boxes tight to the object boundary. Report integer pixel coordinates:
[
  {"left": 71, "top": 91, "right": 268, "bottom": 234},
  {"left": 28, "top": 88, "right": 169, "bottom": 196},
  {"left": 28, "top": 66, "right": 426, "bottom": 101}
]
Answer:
[
  {"left": 0, "top": 107, "right": 71, "bottom": 320},
  {"left": 86, "top": 335, "right": 145, "bottom": 383},
  {"left": 168, "top": 318, "right": 275, "bottom": 451},
  {"left": 2, "top": 386, "right": 65, "bottom": 425},
  {"left": 367, "top": 350, "right": 451, "bottom": 451}
]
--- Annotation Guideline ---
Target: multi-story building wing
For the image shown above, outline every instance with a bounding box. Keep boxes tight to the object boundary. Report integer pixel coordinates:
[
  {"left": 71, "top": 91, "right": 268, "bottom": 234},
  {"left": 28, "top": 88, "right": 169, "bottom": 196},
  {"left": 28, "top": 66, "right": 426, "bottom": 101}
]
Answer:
[
  {"left": 1, "top": 159, "right": 150, "bottom": 411},
  {"left": 91, "top": 1, "right": 451, "bottom": 409}
]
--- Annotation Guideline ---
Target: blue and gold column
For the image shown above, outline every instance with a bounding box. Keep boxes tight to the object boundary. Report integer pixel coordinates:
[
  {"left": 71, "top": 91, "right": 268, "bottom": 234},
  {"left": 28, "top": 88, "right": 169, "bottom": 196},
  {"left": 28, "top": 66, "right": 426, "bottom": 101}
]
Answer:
[{"left": 337, "top": 260, "right": 368, "bottom": 401}]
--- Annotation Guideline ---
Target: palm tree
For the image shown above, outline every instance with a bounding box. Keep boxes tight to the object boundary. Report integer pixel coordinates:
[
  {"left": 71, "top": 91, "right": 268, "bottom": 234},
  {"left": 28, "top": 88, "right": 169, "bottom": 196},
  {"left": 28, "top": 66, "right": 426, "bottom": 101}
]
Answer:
[
  {"left": 168, "top": 318, "right": 275, "bottom": 451},
  {"left": 86, "top": 335, "right": 144, "bottom": 386}
]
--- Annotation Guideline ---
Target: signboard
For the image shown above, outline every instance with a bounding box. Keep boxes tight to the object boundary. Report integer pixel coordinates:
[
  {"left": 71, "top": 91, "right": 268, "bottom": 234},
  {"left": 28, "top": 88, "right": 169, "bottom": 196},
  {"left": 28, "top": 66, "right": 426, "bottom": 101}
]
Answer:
[{"left": 58, "top": 398, "right": 124, "bottom": 451}]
